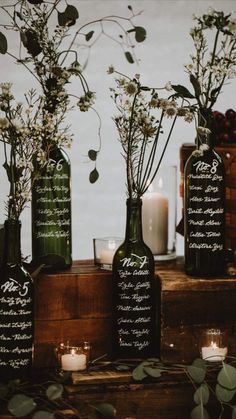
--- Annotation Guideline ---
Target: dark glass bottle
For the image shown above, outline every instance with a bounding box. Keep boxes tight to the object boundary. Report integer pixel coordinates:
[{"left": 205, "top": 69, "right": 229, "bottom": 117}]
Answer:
[
  {"left": 112, "top": 198, "right": 159, "bottom": 359},
  {"left": 0, "top": 220, "right": 34, "bottom": 381},
  {"left": 32, "top": 147, "right": 72, "bottom": 271},
  {"left": 184, "top": 131, "right": 225, "bottom": 276}
]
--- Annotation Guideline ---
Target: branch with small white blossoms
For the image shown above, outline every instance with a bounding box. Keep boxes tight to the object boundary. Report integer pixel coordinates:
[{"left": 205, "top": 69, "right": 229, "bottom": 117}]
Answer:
[
  {"left": 0, "top": 0, "right": 147, "bottom": 182},
  {"left": 172, "top": 8, "right": 236, "bottom": 137},
  {"left": 0, "top": 83, "right": 46, "bottom": 220},
  {"left": 109, "top": 69, "right": 194, "bottom": 198}
]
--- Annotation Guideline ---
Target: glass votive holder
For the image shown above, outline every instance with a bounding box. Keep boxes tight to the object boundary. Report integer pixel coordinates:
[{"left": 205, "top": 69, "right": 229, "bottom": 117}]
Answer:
[
  {"left": 55, "top": 341, "right": 89, "bottom": 372},
  {"left": 200, "top": 329, "right": 228, "bottom": 362},
  {"left": 142, "top": 165, "right": 177, "bottom": 261},
  {"left": 93, "top": 237, "right": 123, "bottom": 270}
]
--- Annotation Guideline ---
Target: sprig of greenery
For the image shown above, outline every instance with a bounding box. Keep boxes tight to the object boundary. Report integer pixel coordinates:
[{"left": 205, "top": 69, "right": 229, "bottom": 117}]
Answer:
[
  {"left": 132, "top": 357, "right": 236, "bottom": 419},
  {"left": 172, "top": 8, "right": 236, "bottom": 134},
  {"left": 0, "top": 375, "right": 116, "bottom": 419},
  {"left": 109, "top": 69, "right": 193, "bottom": 198},
  {"left": 0, "top": 0, "right": 147, "bottom": 182}
]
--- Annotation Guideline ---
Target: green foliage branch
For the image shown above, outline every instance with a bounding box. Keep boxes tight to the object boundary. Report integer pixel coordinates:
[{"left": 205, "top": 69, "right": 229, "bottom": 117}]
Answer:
[{"left": 0, "top": 0, "right": 147, "bottom": 182}]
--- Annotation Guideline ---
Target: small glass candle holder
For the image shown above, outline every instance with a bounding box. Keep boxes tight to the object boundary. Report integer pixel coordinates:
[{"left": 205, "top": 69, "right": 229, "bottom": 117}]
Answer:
[
  {"left": 55, "top": 341, "right": 89, "bottom": 371},
  {"left": 142, "top": 166, "right": 177, "bottom": 261},
  {"left": 200, "top": 329, "right": 228, "bottom": 362},
  {"left": 93, "top": 237, "right": 123, "bottom": 270}
]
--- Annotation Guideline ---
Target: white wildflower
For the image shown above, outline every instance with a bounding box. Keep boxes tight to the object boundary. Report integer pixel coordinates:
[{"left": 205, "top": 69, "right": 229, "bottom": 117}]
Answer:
[
  {"left": 184, "top": 112, "right": 194, "bottom": 123},
  {"left": 0, "top": 82, "right": 12, "bottom": 95},
  {"left": 107, "top": 65, "right": 115, "bottom": 74},
  {"left": 199, "top": 144, "right": 209, "bottom": 151},
  {"left": 0, "top": 117, "right": 9, "bottom": 129},
  {"left": 197, "top": 126, "right": 211, "bottom": 136},
  {"left": 124, "top": 81, "right": 139, "bottom": 96},
  {"left": 164, "top": 81, "right": 172, "bottom": 92},
  {"left": 228, "top": 19, "right": 236, "bottom": 34}
]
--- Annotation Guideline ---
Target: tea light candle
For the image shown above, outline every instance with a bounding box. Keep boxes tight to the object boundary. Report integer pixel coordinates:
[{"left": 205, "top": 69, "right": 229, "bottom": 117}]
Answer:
[
  {"left": 100, "top": 239, "right": 116, "bottom": 265},
  {"left": 142, "top": 181, "right": 168, "bottom": 255},
  {"left": 61, "top": 349, "right": 87, "bottom": 371},
  {"left": 201, "top": 342, "right": 227, "bottom": 362}
]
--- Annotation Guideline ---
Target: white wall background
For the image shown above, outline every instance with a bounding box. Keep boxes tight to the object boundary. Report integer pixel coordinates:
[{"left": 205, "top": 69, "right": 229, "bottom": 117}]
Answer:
[{"left": 0, "top": 0, "right": 235, "bottom": 261}]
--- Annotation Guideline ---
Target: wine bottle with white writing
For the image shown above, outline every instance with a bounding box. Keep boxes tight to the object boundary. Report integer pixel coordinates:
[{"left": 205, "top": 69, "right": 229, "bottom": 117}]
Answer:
[
  {"left": 184, "top": 125, "right": 225, "bottom": 276},
  {"left": 0, "top": 220, "right": 34, "bottom": 381},
  {"left": 32, "top": 147, "right": 72, "bottom": 271},
  {"left": 112, "top": 198, "right": 159, "bottom": 359}
]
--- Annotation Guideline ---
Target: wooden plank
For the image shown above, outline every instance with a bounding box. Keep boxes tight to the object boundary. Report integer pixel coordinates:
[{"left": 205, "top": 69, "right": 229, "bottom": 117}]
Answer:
[{"left": 35, "top": 266, "right": 112, "bottom": 320}]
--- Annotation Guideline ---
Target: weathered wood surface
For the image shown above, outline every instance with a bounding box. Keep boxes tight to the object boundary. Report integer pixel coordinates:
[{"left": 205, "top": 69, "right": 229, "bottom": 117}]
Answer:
[
  {"left": 0, "top": 369, "right": 220, "bottom": 419},
  {"left": 34, "top": 258, "right": 236, "bottom": 366}
]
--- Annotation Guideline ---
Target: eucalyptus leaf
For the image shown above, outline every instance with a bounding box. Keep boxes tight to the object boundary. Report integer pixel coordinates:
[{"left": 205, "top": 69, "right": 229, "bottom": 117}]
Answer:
[
  {"left": 215, "top": 383, "right": 236, "bottom": 402},
  {"left": 33, "top": 411, "right": 55, "bottom": 419},
  {"left": 8, "top": 394, "right": 36, "bottom": 418},
  {"left": 134, "top": 26, "right": 146, "bottom": 43},
  {"left": 171, "top": 84, "right": 195, "bottom": 99},
  {"left": 193, "top": 384, "right": 209, "bottom": 405},
  {"left": 21, "top": 30, "right": 42, "bottom": 57},
  {"left": 46, "top": 383, "right": 63, "bottom": 401},
  {"left": 187, "top": 365, "right": 206, "bottom": 384},
  {"left": 115, "top": 364, "right": 131, "bottom": 371},
  {"left": 132, "top": 363, "right": 149, "bottom": 381},
  {"left": 143, "top": 366, "right": 164, "bottom": 378},
  {"left": 218, "top": 363, "right": 236, "bottom": 390},
  {"left": 27, "top": 0, "right": 43, "bottom": 4},
  {"left": 86, "top": 31, "right": 94, "bottom": 41},
  {"left": 88, "top": 149, "right": 98, "bottom": 161},
  {"left": 231, "top": 406, "right": 236, "bottom": 419},
  {"left": 125, "top": 51, "right": 134, "bottom": 64},
  {"left": 192, "top": 359, "right": 207, "bottom": 370},
  {"left": 92, "top": 403, "right": 116, "bottom": 419},
  {"left": 191, "top": 405, "right": 210, "bottom": 419},
  {"left": 89, "top": 168, "right": 99, "bottom": 183},
  {"left": 0, "top": 32, "right": 7, "bottom": 54},
  {"left": 58, "top": 5, "right": 79, "bottom": 27}
]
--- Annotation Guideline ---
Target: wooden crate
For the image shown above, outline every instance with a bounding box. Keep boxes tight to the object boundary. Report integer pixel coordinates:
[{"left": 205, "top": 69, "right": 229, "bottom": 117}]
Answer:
[
  {"left": 34, "top": 259, "right": 236, "bottom": 367},
  {"left": 180, "top": 143, "right": 236, "bottom": 249}
]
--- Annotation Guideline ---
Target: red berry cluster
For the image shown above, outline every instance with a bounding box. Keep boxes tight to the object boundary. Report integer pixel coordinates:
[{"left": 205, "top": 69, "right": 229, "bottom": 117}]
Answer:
[{"left": 212, "top": 109, "right": 236, "bottom": 144}]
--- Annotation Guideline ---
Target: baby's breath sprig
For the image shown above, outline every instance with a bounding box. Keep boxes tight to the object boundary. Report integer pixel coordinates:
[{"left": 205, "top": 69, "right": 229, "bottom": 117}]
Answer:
[
  {"left": 0, "top": 84, "right": 43, "bottom": 220},
  {"left": 109, "top": 69, "right": 193, "bottom": 199},
  {"left": 0, "top": 1, "right": 147, "bottom": 182},
  {"left": 172, "top": 8, "right": 236, "bottom": 138}
]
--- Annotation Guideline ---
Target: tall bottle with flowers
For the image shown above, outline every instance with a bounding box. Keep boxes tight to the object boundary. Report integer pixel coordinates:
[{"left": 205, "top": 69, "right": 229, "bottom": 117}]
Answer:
[
  {"left": 109, "top": 69, "right": 193, "bottom": 358},
  {"left": 172, "top": 9, "right": 236, "bottom": 276},
  {"left": 0, "top": 0, "right": 147, "bottom": 270},
  {"left": 0, "top": 84, "right": 36, "bottom": 380}
]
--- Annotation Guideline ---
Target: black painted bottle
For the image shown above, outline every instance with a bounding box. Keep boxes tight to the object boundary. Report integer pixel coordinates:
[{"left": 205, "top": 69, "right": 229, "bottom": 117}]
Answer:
[
  {"left": 0, "top": 220, "right": 34, "bottom": 381},
  {"left": 32, "top": 147, "right": 72, "bottom": 271},
  {"left": 184, "top": 130, "right": 225, "bottom": 276},
  {"left": 112, "top": 198, "right": 158, "bottom": 359}
]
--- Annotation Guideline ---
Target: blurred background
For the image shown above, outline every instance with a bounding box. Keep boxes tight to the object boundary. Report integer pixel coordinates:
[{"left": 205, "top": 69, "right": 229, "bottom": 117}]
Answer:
[{"left": 0, "top": 0, "right": 235, "bottom": 261}]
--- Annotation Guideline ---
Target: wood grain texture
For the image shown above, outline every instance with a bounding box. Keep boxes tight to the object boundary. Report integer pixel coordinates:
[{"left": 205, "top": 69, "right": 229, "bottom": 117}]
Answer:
[{"left": 34, "top": 259, "right": 236, "bottom": 366}]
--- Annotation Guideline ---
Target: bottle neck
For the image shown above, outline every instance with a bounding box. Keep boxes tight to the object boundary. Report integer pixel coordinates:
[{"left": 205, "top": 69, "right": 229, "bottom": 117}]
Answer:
[
  {"left": 125, "top": 198, "right": 143, "bottom": 242},
  {"left": 2, "top": 220, "right": 21, "bottom": 264},
  {"left": 197, "top": 109, "right": 213, "bottom": 149}
]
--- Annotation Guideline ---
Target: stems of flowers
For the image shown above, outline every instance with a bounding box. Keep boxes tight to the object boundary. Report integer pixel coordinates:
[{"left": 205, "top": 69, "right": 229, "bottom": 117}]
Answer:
[{"left": 110, "top": 70, "right": 193, "bottom": 199}]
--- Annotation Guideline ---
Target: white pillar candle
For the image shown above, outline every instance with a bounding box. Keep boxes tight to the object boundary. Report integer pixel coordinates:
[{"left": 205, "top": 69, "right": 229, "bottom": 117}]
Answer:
[
  {"left": 201, "top": 342, "right": 227, "bottom": 362},
  {"left": 100, "top": 240, "right": 116, "bottom": 265},
  {"left": 142, "top": 182, "right": 168, "bottom": 255},
  {"left": 61, "top": 350, "right": 87, "bottom": 371}
]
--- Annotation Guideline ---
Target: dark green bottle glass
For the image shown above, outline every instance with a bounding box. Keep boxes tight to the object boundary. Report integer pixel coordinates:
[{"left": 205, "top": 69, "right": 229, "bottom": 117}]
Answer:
[
  {"left": 0, "top": 220, "right": 34, "bottom": 381},
  {"left": 184, "top": 134, "right": 225, "bottom": 276},
  {"left": 32, "top": 147, "right": 72, "bottom": 271},
  {"left": 112, "top": 198, "right": 159, "bottom": 359}
]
